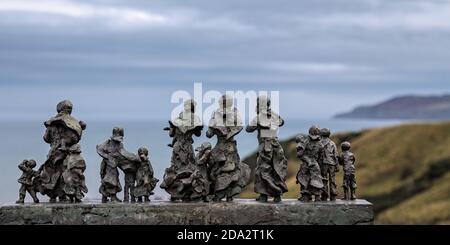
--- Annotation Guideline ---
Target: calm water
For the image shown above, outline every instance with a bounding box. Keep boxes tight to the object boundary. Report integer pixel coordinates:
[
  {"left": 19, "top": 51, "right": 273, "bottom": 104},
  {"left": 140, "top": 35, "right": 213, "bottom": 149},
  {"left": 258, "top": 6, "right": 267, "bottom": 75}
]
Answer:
[{"left": 0, "top": 118, "right": 400, "bottom": 202}]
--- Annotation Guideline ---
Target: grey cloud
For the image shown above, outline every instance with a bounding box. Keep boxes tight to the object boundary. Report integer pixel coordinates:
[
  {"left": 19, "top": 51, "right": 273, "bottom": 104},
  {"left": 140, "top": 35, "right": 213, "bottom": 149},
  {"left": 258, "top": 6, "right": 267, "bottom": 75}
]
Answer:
[{"left": 0, "top": 0, "right": 449, "bottom": 120}]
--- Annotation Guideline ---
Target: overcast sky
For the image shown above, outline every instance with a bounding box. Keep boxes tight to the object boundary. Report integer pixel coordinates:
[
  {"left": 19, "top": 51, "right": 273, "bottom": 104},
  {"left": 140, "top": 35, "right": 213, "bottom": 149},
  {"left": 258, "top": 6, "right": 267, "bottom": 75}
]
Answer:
[{"left": 0, "top": 0, "right": 449, "bottom": 121}]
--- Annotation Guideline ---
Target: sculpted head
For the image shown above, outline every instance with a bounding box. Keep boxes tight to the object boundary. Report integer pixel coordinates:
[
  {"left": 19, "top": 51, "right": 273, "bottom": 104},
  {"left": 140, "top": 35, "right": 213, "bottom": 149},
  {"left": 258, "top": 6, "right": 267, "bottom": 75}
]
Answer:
[
  {"left": 320, "top": 128, "right": 331, "bottom": 138},
  {"left": 341, "top": 141, "right": 351, "bottom": 151},
  {"left": 184, "top": 99, "right": 197, "bottom": 113},
  {"left": 138, "top": 147, "right": 149, "bottom": 161},
  {"left": 56, "top": 100, "right": 73, "bottom": 114},
  {"left": 111, "top": 127, "right": 124, "bottom": 142},
  {"left": 256, "top": 95, "right": 270, "bottom": 113},
  {"left": 27, "top": 159, "right": 37, "bottom": 168},
  {"left": 308, "top": 125, "right": 321, "bottom": 140},
  {"left": 219, "top": 94, "right": 233, "bottom": 109}
]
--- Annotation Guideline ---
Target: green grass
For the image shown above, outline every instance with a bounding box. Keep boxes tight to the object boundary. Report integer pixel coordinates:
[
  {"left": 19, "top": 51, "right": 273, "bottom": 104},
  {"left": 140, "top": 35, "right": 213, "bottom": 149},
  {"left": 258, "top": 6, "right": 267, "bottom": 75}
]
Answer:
[{"left": 240, "top": 121, "right": 450, "bottom": 224}]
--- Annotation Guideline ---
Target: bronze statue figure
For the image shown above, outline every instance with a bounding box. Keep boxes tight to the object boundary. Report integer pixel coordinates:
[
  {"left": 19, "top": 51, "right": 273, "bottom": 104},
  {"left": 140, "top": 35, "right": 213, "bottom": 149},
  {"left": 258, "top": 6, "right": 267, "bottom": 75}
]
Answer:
[
  {"left": 296, "top": 126, "right": 325, "bottom": 202},
  {"left": 97, "top": 127, "right": 139, "bottom": 203},
  {"left": 16, "top": 160, "right": 40, "bottom": 204},
  {"left": 339, "top": 141, "right": 357, "bottom": 200},
  {"left": 246, "top": 95, "right": 287, "bottom": 203},
  {"left": 39, "top": 100, "right": 88, "bottom": 203},
  {"left": 320, "top": 128, "right": 339, "bottom": 201},
  {"left": 208, "top": 95, "right": 251, "bottom": 202},
  {"left": 61, "top": 144, "right": 88, "bottom": 203},
  {"left": 133, "top": 147, "right": 159, "bottom": 203},
  {"left": 160, "top": 99, "right": 209, "bottom": 202}
]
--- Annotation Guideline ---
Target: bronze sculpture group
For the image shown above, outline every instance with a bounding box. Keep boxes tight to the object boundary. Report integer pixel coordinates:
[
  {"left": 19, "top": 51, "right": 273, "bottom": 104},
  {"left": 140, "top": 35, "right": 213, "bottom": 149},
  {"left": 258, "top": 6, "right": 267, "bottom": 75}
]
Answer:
[
  {"left": 160, "top": 99, "right": 207, "bottom": 202},
  {"left": 16, "top": 98, "right": 357, "bottom": 204},
  {"left": 295, "top": 126, "right": 356, "bottom": 202},
  {"left": 17, "top": 100, "right": 89, "bottom": 204},
  {"left": 97, "top": 127, "right": 159, "bottom": 203},
  {"left": 161, "top": 96, "right": 251, "bottom": 202}
]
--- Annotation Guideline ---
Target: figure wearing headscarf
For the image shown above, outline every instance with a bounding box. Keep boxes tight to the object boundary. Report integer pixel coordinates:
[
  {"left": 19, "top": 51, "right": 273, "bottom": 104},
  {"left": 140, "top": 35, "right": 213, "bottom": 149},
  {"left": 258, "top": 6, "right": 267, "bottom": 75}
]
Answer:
[
  {"left": 161, "top": 99, "right": 207, "bottom": 202},
  {"left": 133, "top": 147, "right": 159, "bottom": 202},
  {"left": 97, "top": 127, "right": 139, "bottom": 203},
  {"left": 208, "top": 95, "right": 251, "bottom": 202},
  {"left": 246, "top": 95, "right": 287, "bottom": 203},
  {"left": 118, "top": 133, "right": 140, "bottom": 203},
  {"left": 40, "top": 100, "right": 87, "bottom": 203},
  {"left": 296, "top": 126, "right": 325, "bottom": 202}
]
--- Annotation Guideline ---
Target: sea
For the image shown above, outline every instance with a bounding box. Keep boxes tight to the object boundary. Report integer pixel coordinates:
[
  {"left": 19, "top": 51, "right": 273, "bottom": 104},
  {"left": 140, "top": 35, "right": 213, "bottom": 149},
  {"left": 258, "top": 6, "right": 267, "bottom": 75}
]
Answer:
[{"left": 0, "top": 118, "right": 401, "bottom": 202}]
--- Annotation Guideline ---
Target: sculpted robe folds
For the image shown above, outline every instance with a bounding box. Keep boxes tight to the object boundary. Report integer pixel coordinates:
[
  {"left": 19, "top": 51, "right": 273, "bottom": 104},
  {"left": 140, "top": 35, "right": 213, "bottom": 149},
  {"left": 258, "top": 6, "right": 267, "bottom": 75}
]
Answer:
[
  {"left": 62, "top": 145, "right": 88, "bottom": 200},
  {"left": 97, "top": 139, "right": 139, "bottom": 197},
  {"left": 133, "top": 159, "right": 159, "bottom": 198},
  {"left": 296, "top": 134, "right": 324, "bottom": 197},
  {"left": 248, "top": 111, "right": 288, "bottom": 197},
  {"left": 161, "top": 110, "right": 208, "bottom": 201},
  {"left": 40, "top": 102, "right": 87, "bottom": 202},
  {"left": 208, "top": 106, "right": 251, "bottom": 200}
]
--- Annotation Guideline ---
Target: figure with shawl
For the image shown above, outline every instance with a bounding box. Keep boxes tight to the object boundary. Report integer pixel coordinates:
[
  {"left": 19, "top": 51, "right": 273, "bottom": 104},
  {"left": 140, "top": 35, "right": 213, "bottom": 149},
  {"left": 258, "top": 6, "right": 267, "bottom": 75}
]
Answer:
[
  {"left": 161, "top": 99, "right": 207, "bottom": 202},
  {"left": 246, "top": 95, "right": 288, "bottom": 203},
  {"left": 39, "top": 100, "right": 87, "bottom": 203},
  {"left": 97, "top": 127, "right": 140, "bottom": 203},
  {"left": 207, "top": 95, "right": 251, "bottom": 202}
]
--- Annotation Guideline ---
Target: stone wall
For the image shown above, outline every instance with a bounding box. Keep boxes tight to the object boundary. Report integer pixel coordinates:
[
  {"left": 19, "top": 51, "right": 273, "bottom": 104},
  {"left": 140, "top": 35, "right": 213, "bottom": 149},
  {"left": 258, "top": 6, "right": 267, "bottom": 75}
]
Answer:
[{"left": 0, "top": 199, "right": 373, "bottom": 225}]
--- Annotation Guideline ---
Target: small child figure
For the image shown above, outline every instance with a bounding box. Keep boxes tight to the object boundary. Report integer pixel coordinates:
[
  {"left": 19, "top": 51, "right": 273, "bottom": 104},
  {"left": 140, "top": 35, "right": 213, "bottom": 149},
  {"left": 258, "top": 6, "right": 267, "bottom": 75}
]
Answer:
[
  {"left": 339, "top": 141, "right": 357, "bottom": 200},
  {"left": 195, "top": 142, "right": 213, "bottom": 202},
  {"left": 16, "top": 159, "right": 40, "bottom": 204},
  {"left": 133, "top": 147, "right": 159, "bottom": 203}
]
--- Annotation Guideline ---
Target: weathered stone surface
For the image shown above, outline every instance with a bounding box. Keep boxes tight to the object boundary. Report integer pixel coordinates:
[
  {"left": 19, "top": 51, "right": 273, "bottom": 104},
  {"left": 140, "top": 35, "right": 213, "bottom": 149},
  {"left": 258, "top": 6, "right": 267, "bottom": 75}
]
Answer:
[{"left": 0, "top": 199, "right": 373, "bottom": 225}]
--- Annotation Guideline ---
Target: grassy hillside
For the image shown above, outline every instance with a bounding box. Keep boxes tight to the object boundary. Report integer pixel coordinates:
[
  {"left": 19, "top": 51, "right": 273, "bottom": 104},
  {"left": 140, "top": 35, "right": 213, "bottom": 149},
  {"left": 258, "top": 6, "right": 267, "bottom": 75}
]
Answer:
[{"left": 240, "top": 121, "right": 450, "bottom": 224}]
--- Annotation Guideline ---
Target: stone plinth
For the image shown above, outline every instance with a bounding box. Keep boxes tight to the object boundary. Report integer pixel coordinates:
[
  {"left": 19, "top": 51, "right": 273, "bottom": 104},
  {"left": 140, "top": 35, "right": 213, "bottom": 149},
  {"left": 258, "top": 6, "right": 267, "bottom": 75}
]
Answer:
[{"left": 0, "top": 199, "right": 373, "bottom": 225}]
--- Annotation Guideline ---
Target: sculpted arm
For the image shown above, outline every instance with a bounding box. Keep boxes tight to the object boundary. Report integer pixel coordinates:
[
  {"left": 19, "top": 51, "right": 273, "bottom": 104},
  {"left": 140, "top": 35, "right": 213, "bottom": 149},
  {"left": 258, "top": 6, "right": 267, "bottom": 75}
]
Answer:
[
  {"left": 245, "top": 125, "right": 257, "bottom": 133},
  {"left": 338, "top": 155, "right": 344, "bottom": 166},
  {"left": 333, "top": 144, "right": 340, "bottom": 172},
  {"left": 319, "top": 146, "right": 325, "bottom": 166},
  {"left": 100, "top": 161, "right": 106, "bottom": 178},
  {"left": 246, "top": 117, "right": 258, "bottom": 133},
  {"left": 193, "top": 126, "right": 203, "bottom": 137},
  {"left": 279, "top": 115, "right": 285, "bottom": 127},
  {"left": 206, "top": 127, "right": 215, "bottom": 138},
  {"left": 333, "top": 144, "right": 339, "bottom": 163},
  {"left": 96, "top": 143, "right": 110, "bottom": 160},
  {"left": 37, "top": 164, "right": 44, "bottom": 174},
  {"left": 43, "top": 127, "right": 52, "bottom": 144},
  {"left": 148, "top": 161, "right": 155, "bottom": 176}
]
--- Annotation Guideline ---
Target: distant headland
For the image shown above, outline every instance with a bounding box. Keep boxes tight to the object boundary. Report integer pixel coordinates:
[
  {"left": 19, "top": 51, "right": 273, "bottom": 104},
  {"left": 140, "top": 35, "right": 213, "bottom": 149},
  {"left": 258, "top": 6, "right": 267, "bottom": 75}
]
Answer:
[{"left": 335, "top": 94, "right": 450, "bottom": 120}]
